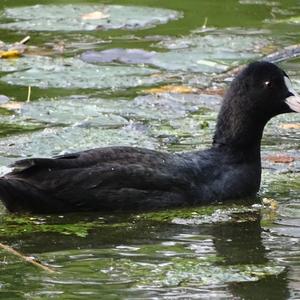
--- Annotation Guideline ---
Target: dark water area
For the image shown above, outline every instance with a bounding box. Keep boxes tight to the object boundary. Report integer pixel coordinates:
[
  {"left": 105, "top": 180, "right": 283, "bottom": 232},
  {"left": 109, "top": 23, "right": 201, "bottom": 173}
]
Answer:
[{"left": 0, "top": 0, "right": 299, "bottom": 299}]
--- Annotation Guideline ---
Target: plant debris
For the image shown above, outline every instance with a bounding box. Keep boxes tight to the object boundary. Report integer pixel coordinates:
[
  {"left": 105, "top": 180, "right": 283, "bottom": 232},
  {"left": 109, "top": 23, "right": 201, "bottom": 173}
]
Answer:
[
  {"left": 0, "top": 36, "right": 30, "bottom": 59},
  {"left": 81, "top": 11, "right": 109, "bottom": 20},
  {"left": 143, "top": 85, "right": 197, "bottom": 94},
  {"left": 265, "top": 155, "right": 295, "bottom": 164}
]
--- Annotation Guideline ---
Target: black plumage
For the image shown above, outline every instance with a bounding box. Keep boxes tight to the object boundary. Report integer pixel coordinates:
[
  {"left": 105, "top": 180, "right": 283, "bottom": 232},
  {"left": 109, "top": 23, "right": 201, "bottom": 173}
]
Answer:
[{"left": 0, "top": 61, "right": 299, "bottom": 213}]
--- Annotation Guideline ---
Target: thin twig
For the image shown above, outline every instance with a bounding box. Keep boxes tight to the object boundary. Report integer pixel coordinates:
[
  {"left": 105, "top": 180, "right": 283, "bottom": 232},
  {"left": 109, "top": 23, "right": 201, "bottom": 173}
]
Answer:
[
  {"left": 202, "top": 17, "right": 208, "bottom": 29},
  {"left": 26, "top": 86, "right": 31, "bottom": 102},
  {"left": 18, "top": 36, "right": 30, "bottom": 45},
  {"left": 214, "top": 43, "right": 300, "bottom": 84},
  {"left": 0, "top": 242, "right": 55, "bottom": 273}
]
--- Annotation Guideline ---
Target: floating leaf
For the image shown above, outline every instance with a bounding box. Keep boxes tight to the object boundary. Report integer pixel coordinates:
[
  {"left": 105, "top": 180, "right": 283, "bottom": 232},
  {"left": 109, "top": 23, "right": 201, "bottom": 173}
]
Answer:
[
  {"left": 0, "top": 95, "right": 10, "bottom": 104},
  {"left": 152, "top": 29, "right": 271, "bottom": 71},
  {"left": 198, "top": 86, "right": 225, "bottom": 96},
  {"left": 0, "top": 5, "right": 181, "bottom": 32},
  {"left": 0, "top": 123, "right": 158, "bottom": 159},
  {"left": 1, "top": 56, "right": 165, "bottom": 90},
  {"left": 0, "top": 55, "right": 46, "bottom": 72},
  {"left": 81, "top": 49, "right": 157, "bottom": 64},
  {"left": 81, "top": 48, "right": 229, "bottom": 73},
  {"left": 265, "top": 154, "right": 295, "bottom": 164},
  {"left": 143, "top": 85, "right": 197, "bottom": 94},
  {"left": 279, "top": 123, "right": 300, "bottom": 129},
  {"left": 19, "top": 97, "right": 128, "bottom": 126},
  {"left": 0, "top": 101, "right": 23, "bottom": 110},
  {"left": 81, "top": 11, "right": 109, "bottom": 21},
  {"left": 262, "top": 198, "right": 279, "bottom": 210},
  {"left": 156, "top": 29, "right": 270, "bottom": 54},
  {"left": 0, "top": 50, "right": 21, "bottom": 59},
  {"left": 81, "top": 29, "right": 270, "bottom": 73},
  {"left": 0, "top": 92, "right": 220, "bottom": 160},
  {"left": 239, "top": 0, "right": 279, "bottom": 6}
]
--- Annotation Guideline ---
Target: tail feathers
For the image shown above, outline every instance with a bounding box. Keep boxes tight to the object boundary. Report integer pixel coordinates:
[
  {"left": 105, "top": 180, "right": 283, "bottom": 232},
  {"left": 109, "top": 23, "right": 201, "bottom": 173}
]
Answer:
[{"left": 0, "top": 178, "right": 57, "bottom": 213}]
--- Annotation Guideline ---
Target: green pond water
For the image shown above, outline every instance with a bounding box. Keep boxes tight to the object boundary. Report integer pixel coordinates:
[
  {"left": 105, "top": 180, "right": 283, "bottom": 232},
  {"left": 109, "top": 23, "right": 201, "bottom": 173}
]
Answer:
[{"left": 0, "top": 0, "right": 299, "bottom": 299}]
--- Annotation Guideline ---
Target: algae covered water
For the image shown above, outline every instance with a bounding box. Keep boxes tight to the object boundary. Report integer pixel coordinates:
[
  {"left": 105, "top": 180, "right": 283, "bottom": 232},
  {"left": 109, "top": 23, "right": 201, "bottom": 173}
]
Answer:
[{"left": 0, "top": 0, "right": 299, "bottom": 299}]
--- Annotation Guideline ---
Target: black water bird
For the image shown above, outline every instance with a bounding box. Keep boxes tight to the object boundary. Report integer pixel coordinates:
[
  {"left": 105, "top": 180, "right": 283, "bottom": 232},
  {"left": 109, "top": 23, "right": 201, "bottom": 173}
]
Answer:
[{"left": 0, "top": 61, "right": 299, "bottom": 213}]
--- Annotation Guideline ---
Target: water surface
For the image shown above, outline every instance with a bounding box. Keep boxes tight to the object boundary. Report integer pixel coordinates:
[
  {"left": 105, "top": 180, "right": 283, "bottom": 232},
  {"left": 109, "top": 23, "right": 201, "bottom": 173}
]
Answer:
[{"left": 0, "top": 0, "right": 299, "bottom": 299}]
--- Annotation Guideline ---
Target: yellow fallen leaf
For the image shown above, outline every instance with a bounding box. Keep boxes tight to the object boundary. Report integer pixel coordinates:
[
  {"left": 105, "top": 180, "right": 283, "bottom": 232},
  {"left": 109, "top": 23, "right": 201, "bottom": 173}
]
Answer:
[
  {"left": 198, "top": 87, "right": 225, "bottom": 96},
  {"left": 262, "top": 198, "right": 279, "bottom": 210},
  {"left": 0, "top": 49, "right": 21, "bottom": 59},
  {"left": 144, "top": 85, "right": 197, "bottom": 94},
  {"left": 279, "top": 123, "right": 300, "bottom": 129},
  {"left": 260, "top": 44, "right": 278, "bottom": 55},
  {"left": 81, "top": 11, "right": 109, "bottom": 20}
]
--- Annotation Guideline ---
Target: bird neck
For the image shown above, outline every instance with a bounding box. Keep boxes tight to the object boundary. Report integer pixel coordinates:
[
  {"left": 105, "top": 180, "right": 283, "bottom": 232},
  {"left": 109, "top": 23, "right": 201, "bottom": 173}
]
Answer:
[{"left": 212, "top": 94, "right": 268, "bottom": 152}]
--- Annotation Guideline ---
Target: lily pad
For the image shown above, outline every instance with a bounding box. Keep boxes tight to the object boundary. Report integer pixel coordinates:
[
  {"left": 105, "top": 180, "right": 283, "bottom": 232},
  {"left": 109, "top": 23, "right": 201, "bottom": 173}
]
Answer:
[
  {"left": 156, "top": 29, "right": 270, "bottom": 54},
  {"left": 81, "top": 48, "right": 229, "bottom": 73},
  {"left": 0, "top": 55, "right": 46, "bottom": 73},
  {"left": 263, "top": 111, "right": 300, "bottom": 143},
  {"left": 1, "top": 56, "right": 165, "bottom": 90},
  {"left": 81, "top": 48, "right": 157, "bottom": 65},
  {"left": 0, "top": 92, "right": 220, "bottom": 161},
  {"left": 0, "top": 4, "right": 181, "bottom": 32},
  {"left": 81, "top": 29, "right": 271, "bottom": 73},
  {"left": 19, "top": 96, "right": 129, "bottom": 126},
  {"left": 0, "top": 123, "right": 158, "bottom": 161},
  {"left": 0, "top": 95, "right": 10, "bottom": 104},
  {"left": 17, "top": 92, "right": 219, "bottom": 124},
  {"left": 239, "top": 0, "right": 279, "bottom": 6}
]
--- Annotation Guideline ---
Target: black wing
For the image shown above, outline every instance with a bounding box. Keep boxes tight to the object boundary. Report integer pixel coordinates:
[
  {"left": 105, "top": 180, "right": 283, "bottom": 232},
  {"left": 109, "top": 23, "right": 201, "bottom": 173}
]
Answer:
[{"left": 1, "top": 146, "right": 193, "bottom": 213}]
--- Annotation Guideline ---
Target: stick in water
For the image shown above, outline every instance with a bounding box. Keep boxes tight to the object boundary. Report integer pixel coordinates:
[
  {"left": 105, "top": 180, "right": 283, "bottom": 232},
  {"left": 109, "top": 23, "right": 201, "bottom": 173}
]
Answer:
[
  {"left": 18, "top": 36, "right": 30, "bottom": 45},
  {"left": 27, "top": 86, "right": 31, "bottom": 102},
  {"left": 0, "top": 242, "right": 55, "bottom": 273}
]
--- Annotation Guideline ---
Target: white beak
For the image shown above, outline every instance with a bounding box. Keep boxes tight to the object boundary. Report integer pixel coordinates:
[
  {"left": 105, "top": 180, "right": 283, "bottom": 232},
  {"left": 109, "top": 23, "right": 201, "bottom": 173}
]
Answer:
[{"left": 284, "top": 76, "right": 300, "bottom": 112}]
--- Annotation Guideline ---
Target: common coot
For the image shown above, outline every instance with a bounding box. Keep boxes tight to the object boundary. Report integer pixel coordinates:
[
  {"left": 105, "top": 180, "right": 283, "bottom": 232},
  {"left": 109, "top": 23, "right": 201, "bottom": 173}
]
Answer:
[{"left": 0, "top": 61, "right": 299, "bottom": 213}]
